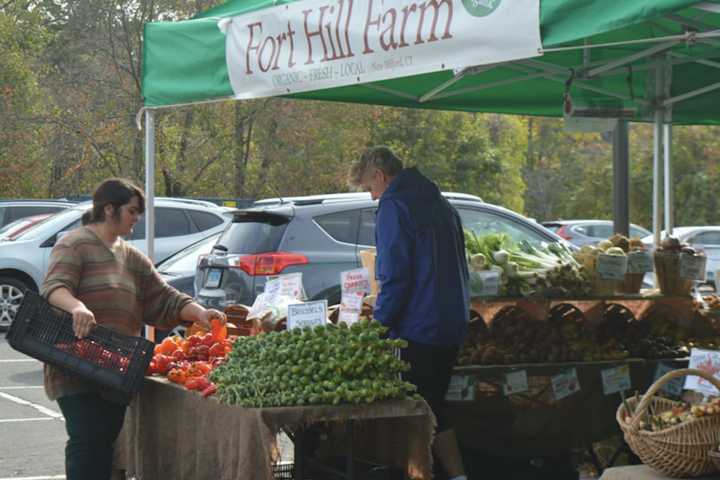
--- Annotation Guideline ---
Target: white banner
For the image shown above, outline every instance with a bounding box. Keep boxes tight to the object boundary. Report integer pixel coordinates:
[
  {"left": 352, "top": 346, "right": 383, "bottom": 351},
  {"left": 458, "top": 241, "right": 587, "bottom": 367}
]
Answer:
[{"left": 219, "top": 0, "right": 542, "bottom": 99}]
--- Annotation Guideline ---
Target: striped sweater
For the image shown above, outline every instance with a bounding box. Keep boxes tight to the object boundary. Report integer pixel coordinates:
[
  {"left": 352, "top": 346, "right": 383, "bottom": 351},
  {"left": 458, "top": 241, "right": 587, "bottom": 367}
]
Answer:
[{"left": 41, "top": 226, "right": 192, "bottom": 401}]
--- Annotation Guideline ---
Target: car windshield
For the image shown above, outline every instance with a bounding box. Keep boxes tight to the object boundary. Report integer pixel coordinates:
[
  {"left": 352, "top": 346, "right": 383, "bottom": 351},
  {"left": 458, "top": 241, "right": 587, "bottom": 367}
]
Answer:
[
  {"left": 158, "top": 234, "right": 220, "bottom": 274},
  {"left": 14, "top": 207, "right": 86, "bottom": 241}
]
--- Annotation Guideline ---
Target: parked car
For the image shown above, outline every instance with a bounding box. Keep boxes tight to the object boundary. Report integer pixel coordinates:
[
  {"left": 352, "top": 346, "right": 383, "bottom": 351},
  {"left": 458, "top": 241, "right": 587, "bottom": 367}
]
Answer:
[
  {"left": 0, "top": 199, "right": 233, "bottom": 328},
  {"left": 195, "top": 192, "right": 567, "bottom": 309},
  {"left": 0, "top": 199, "right": 76, "bottom": 229},
  {"left": 641, "top": 226, "right": 720, "bottom": 283},
  {"left": 159, "top": 232, "right": 222, "bottom": 298},
  {"left": 542, "top": 220, "right": 652, "bottom": 247},
  {"left": 0, "top": 213, "right": 53, "bottom": 241}
]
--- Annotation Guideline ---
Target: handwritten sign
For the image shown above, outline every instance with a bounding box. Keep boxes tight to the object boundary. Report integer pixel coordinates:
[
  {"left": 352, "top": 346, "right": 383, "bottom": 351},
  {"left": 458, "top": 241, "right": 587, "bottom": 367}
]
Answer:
[
  {"left": 601, "top": 365, "right": 631, "bottom": 395},
  {"left": 685, "top": 348, "right": 720, "bottom": 395},
  {"left": 287, "top": 300, "right": 328, "bottom": 330},
  {"left": 503, "top": 370, "right": 529, "bottom": 396},
  {"left": 445, "top": 375, "right": 474, "bottom": 401},
  {"left": 597, "top": 254, "right": 628, "bottom": 280},
  {"left": 341, "top": 268, "right": 372, "bottom": 296},
  {"left": 338, "top": 292, "right": 364, "bottom": 326},
  {"left": 552, "top": 368, "right": 580, "bottom": 401},
  {"left": 654, "top": 363, "right": 684, "bottom": 397},
  {"left": 627, "top": 252, "right": 653, "bottom": 274},
  {"left": 262, "top": 278, "right": 282, "bottom": 306},
  {"left": 680, "top": 254, "right": 707, "bottom": 281},
  {"left": 278, "top": 273, "right": 304, "bottom": 300}
]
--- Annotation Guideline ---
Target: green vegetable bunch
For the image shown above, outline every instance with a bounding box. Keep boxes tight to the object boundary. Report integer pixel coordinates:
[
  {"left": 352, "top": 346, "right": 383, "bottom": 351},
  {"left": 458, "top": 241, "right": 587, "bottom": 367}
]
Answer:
[{"left": 210, "top": 320, "right": 418, "bottom": 408}]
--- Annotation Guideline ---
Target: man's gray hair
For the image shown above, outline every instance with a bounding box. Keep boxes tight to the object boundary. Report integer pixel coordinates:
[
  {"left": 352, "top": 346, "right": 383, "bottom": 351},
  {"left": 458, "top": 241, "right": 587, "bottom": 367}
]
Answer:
[{"left": 349, "top": 146, "right": 404, "bottom": 187}]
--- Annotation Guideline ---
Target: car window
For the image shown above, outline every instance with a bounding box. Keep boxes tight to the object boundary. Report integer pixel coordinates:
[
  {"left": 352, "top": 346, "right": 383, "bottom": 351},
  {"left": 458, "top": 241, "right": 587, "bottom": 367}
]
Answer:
[
  {"left": 131, "top": 208, "right": 193, "bottom": 239},
  {"left": 630, "top": 226, "right": 650, "bottom": 238},
  {"left": 357, "top": 209, "right": 376, "bottom": 246},
  {"left": 158, "top": 235, "right": 219, "bottom": 274},
  {"left": 217, "top": 213, "right": 288, "bottom": 253},
  {"left": 457, "top": 208, "right": 549, "bottom": 245},
  {"left": 6, "top": 206, "right": 65, "bottom": 224},
  {"left": 590, "top": 224, "right": 613, "bottom": 238},
  {"left": 690, "top": 231, "right": 720, "bottom": 246},
  {"left": 16, "top": 207, "right": 85, "bottom": 241},
  {"left": 188, "top": 210, "right": 223, "bottom": 232},
  {"left": 315, "top": 210, "right": 361, "bottom": 244}
]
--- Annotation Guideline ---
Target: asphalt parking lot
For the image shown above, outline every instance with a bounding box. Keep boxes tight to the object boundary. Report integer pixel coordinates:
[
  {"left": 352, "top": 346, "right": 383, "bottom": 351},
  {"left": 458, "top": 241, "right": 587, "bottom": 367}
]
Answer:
[{"left": 0, "top": 333, "right": 65, "bottom": 479}]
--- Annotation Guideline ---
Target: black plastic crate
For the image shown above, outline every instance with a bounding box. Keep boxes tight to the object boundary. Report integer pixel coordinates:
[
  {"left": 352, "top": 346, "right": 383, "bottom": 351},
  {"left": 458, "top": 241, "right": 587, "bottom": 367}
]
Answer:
[{"left": 7, "top": 290, "right": 153, "bottom": 394}]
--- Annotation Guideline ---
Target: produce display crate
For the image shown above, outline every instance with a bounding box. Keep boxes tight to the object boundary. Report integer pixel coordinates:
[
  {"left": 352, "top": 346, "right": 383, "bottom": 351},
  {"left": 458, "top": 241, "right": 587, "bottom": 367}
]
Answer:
[{"left": 7, "top": 290, "right": 153, "bottom": 394}]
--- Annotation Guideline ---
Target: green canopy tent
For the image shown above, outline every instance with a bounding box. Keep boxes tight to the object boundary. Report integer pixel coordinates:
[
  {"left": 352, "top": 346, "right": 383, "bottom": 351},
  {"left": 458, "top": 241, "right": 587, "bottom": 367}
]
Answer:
[{"left": 139, "top": 0, "right": 720, "bottom": 259}]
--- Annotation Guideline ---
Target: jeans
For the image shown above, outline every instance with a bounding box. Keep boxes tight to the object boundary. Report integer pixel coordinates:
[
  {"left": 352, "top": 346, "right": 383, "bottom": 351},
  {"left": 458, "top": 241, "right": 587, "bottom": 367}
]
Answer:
[{"left": 57, "top": 392, "right": 127, "bottom": 480}]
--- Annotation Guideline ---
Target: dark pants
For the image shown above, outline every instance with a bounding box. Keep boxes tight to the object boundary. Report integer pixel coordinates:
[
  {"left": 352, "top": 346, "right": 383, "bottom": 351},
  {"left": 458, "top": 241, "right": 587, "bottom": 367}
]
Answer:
[
  {"left": 57, "top": 392, "right": 127, "bottom": 480},
  {"left": 400, "top": 340, "right": 459, "bottom": 433}
]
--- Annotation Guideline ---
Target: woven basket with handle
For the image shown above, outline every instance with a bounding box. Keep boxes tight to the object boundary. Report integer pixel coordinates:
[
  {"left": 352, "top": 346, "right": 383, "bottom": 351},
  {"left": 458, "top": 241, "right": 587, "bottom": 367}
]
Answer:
[{"left": 616, "top": 368, "right": 720, "bottom": 478}]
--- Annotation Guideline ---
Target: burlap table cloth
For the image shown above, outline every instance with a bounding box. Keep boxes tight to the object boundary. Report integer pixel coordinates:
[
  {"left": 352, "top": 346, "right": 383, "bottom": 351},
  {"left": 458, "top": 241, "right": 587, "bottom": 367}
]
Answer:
[{"left": 113, "top": 377, "right": 435, "bottom": 480}]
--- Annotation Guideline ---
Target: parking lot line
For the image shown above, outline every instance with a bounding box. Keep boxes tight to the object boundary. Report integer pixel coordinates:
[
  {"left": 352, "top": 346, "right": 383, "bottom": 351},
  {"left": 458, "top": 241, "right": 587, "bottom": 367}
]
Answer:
[
  {"left": 0, "top": 386, "right": 44, "bottom": 390},
  {"left": 0, "top": 476, "right": 65, "bottom": 480},
  {"left": 0, "top": 417, "right": 55, "bottom": 423},
  {"left": 0, "top": 359, "right": 40, "bottom": 363},
  {"left": 0, "top": 392, "right": 62, "bottom": 418}
]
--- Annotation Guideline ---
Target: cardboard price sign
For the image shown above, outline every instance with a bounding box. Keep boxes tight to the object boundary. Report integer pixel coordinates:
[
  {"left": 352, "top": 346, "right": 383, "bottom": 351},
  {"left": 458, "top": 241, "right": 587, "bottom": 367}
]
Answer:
[
  {"left": 338, "top": 292, "right": 364, "bottom": 326},
  {"left": 552, "top": 368, "right": 580, "bottom": 400},
  {"left": 601, "top": 365, "right": 631, "bottom": 395},
  {"left": 685, "top": 348, "right": 720, "bottom": 395},
  {"left": 654, "top": 363, "right": 684, "bottom": 397},
  {"left": 503, "top": 370, "right": 529, "bottom": 396},
  {"left": 627, "top": 252, "right": 653, "bottom": 274},
  {"left": 597, "top": 254, "right": 628, "bottom": 280},
  {"left": 445, "top": 375, "right": 474, "bottom": 401},
  {"left": 340, "top": 268, "right": 372, "bottom": 296},
  {"left": 680, "top": 254, "right": 707, "bottom": 281},
  {"left": 470, "top": 270, "right": 501, "bottom": 297},
  {"left": 287, "top": 300, "right": 328, "bottom": 330}
]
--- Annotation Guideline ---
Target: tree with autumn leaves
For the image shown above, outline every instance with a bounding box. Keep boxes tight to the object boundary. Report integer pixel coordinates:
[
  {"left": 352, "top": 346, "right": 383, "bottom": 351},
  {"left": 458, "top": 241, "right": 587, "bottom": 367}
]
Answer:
[{"left": 2, "top": 0, "right": 720, "bottom": 228}]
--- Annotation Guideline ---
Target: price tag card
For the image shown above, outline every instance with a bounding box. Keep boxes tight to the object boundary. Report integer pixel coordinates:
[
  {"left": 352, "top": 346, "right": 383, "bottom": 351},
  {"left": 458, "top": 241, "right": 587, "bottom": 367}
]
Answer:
[
  {"left": 341, "top": 268, "right": 372, "bottom": 296},
  {"left": 278, "top": 273, "right": 304, "bottom": 300},
  {"left": 262, "top": 278, "right": 282, "bottom": 306},
  {"left": 685, "top": 348, "right": 720, "bottom": 395},
  {"left": 597, "top": 254, "right": 628, "bottom": 280},
  {"left": 680, "top": 254, "right": 707, "bottom": 281},
  {"left": 445, "top": 375, "right": 474, "bottom": 401},
  {"left": 287, "top": 300, "right": 328, "bottom": 330},
  {"left": 627, "top": 252, "right": 653, "bottom": 274},
  {"left": 601, "top": 365, "right": 631, "bottom": 395},
  {"left": 338, "top": 292, "right": 364, "bottom": 326},
  {"left": 654, "top": 363, "right": 684, "bottom": 397},
  {"left": 503, "top": 370, "right": 529, "bottom": 396},
  {"left": 247, "top": 292, "right": 266, "bottom": 318},
  {"left": 552, "top": 368, "right": 580, "bottom": 401}
]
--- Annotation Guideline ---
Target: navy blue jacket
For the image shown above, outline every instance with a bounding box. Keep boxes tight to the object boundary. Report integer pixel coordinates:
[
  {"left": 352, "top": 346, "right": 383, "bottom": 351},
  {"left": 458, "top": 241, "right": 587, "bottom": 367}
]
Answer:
[{"left": 373, "top": 168, "right": 469, "bottom": 347}]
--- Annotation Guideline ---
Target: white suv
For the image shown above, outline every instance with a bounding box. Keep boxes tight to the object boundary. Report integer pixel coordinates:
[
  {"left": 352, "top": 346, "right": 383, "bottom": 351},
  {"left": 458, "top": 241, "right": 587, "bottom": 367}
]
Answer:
[{"left": 0, "top": 199, "right": 233, "bottom": 327}]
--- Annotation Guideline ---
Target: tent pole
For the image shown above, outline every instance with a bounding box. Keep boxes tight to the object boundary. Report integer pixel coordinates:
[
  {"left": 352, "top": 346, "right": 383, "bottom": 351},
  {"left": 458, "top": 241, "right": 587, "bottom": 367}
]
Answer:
[
  {"left": 145, "top": 110, "right": 156, "bottom": 263},
  {"left": 613, "top": 120, "right": 630, "bottom": 237},
  {"left": 664, "top": 124, "right": 673, "bottom": 236},
  {"left": 653, "top": 60, "right": 664, "bottom": 247},
  {"left": 144, "top": 109, "right": 156, "bottom": 342}
]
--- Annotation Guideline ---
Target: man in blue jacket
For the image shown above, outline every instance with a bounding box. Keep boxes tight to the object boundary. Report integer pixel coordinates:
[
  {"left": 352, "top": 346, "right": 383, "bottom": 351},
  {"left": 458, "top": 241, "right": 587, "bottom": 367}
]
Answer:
[{"left": 350, "top": 146, "right": 470, "bottom": 480}]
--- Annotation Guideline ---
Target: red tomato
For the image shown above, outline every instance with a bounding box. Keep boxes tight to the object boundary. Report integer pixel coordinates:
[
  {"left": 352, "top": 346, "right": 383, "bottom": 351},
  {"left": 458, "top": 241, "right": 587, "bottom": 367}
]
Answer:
[
  {"left": 167, "top": 368, "right": 187, "bottom": 385},
  {"left": 208, "top": 342, "right": 226, "bottom": 358},
  {"left": 200, "top": 333, "right": 215, "bottom": 348},
  {"left": 146, "top": 361, "right": 157, "bottom": 376},
  {"left": 201, "top": 383, "right": 218, "bottom": 398},
  {"left": 172, "top": 350, "right": 186, "bottom": 362},
  {"left": 184, "top": 376, "right": 211, "bottom": 391},
  {"left": 153, "top": 354, "right": 172, "bottom": 375}
]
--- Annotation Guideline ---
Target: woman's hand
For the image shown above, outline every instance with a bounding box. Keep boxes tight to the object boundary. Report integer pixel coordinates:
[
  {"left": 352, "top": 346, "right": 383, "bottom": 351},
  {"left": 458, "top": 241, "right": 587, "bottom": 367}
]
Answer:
[
  {"left": 192, "top": 308, "right": 227, "bottom": 331},
  {"left": 71, "top": 304, "right": 96, "bottom": 338}
]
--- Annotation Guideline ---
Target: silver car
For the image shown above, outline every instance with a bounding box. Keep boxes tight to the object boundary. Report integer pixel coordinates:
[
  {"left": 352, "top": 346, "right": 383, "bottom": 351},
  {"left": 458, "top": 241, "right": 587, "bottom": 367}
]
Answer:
[
  {"left": 0, "top": 199, "right": 232, "bottom": 327},
  {"left": 196, "top": 192, "right": 568, "bottom": 309},
  {"left": 543, "top": 220, "right": 651, "bottom": 247},
  {"left": 641, "top": 226, "right": 720, "bottom": 283}
]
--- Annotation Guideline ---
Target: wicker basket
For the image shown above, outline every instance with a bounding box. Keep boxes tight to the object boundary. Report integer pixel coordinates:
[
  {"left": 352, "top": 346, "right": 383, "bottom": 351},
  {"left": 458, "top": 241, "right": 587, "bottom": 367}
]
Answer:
[
  {"left": 654, "top": 251, "right": 693, "bottom": 296},
  {"left": 617, "top": 368, "right": 720, "bottom": 478}
]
